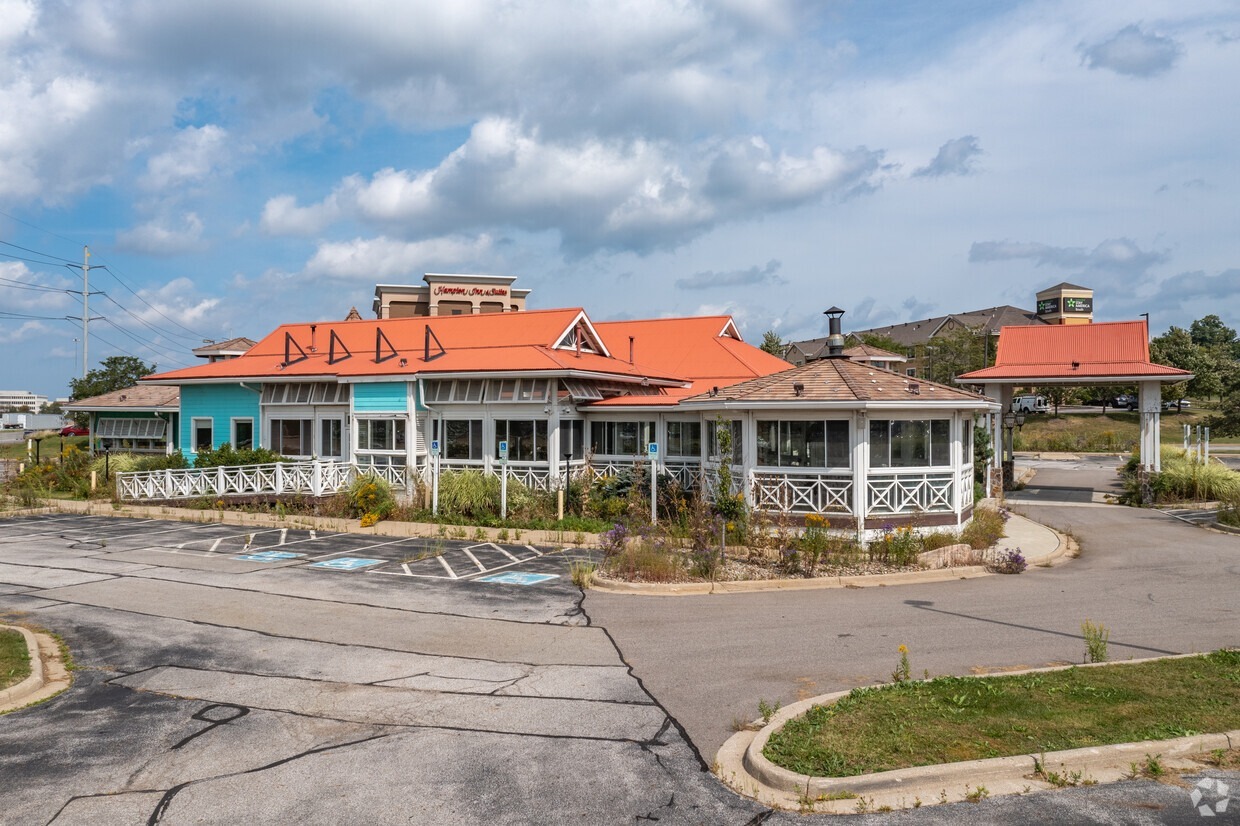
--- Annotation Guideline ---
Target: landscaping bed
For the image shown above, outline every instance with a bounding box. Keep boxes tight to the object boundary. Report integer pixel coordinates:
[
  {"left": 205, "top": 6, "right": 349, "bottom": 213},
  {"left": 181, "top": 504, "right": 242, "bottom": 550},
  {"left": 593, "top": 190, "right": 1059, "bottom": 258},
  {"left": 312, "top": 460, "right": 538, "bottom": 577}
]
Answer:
[{"left": 763, "top": 649, "right": 1240, "bottom": 778}]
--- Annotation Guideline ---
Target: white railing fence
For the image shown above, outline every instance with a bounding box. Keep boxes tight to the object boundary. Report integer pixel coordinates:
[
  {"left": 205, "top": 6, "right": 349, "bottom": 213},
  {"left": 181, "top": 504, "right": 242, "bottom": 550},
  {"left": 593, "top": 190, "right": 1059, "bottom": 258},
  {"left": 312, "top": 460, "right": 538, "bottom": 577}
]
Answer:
[
  {"left": 117, "top": 460, "right": 410, "bottom": 502},
  {"left": 866, "top": 470, "right": 955, "bottom": 516},
  {"left": 750, "top": 469, "right": 853, "bottom": 514}
]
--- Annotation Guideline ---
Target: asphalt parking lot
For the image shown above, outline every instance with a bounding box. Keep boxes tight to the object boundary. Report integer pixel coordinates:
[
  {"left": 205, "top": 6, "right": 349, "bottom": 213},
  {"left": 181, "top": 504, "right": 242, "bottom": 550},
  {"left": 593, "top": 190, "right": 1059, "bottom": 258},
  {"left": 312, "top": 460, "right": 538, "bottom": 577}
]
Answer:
[{"left": 2, "top": 467, "right": 1238, "bottom": 825}]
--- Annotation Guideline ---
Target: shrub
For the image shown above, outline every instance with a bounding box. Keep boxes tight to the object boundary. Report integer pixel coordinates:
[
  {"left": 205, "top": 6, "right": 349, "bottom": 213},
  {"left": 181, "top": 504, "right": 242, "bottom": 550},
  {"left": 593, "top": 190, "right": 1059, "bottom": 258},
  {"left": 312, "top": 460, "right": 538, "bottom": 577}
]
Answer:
[
  {"left": 193, "top": 443, "right": 285, "bottom": 468},
  {"left": 603, "top": 540, "right": 685, "bottom": 582},
  {"left": 961, "top": 506, "right": 1007, "bottom": 549},
  {"left": 869, "top": 524, "right": 921, "bottom": 566},
  {"left": 437, "top": 469, "right": 498, "bottom": 517},
  {"left": 346, "top": 474, "right": 396, "bottom": 519},
  {"left": 921, "top": 530, "right": 961, "bottom": 551}
]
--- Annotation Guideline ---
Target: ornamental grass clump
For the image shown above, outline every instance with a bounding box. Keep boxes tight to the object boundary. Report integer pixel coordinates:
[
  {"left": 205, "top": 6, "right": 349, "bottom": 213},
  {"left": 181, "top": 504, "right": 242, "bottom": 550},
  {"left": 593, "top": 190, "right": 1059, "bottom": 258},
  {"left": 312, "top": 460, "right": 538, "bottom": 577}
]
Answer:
[{"left": 961, "top": 505, "right": 1007, "bottom": 549}]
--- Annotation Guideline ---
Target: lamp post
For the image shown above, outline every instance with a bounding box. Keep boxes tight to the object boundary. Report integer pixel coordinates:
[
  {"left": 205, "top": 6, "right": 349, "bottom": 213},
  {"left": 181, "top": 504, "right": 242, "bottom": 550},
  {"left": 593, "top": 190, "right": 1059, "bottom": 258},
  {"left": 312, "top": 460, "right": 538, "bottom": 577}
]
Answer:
[{"left": 1001, "top": 409, "right": 1026, "bottom": 491}]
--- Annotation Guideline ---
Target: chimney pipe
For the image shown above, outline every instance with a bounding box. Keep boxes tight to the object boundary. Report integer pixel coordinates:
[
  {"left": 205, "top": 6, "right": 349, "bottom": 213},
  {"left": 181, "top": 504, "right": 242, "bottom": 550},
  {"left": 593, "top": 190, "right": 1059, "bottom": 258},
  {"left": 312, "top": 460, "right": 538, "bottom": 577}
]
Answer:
[{"left": 823, "top": 307, "right": 846, "bottom": 358}]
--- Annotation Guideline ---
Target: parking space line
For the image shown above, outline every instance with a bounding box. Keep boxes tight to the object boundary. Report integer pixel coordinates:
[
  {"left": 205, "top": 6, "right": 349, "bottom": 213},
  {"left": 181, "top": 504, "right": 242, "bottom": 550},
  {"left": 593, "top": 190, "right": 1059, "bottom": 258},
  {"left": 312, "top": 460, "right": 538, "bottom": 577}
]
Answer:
[
  {"left": 209, "top": 538, "right": 223, "bottom": 554},
  {"left": 495, "top": 545, "right": 519, "bottom": 562},
  {"left": 461, "top": 548, "right": 486, "bottom": 572},
  {"left": 279, "top": 529, "right": 288, "bottom": 545},
  {"left": 305, "top": 535, "right": 416, "bottom": 560},
  {"left": 436, "top": 555, "right": 458, "bottom": 579}
]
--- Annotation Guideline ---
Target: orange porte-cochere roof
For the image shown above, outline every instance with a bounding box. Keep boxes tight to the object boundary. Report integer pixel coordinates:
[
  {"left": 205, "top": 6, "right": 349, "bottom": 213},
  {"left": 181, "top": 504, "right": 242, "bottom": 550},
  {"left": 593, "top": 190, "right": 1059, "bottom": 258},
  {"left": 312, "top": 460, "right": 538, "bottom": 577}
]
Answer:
[{"left": 959, "top": 320, "right": 1193, "bottom": 382}]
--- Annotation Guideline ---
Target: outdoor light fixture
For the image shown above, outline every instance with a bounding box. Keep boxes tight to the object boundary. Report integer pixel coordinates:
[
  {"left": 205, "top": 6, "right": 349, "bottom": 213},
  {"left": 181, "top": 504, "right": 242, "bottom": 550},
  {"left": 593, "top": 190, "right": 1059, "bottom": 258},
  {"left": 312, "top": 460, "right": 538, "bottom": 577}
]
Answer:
[{"left": 398, "top": 358, "right": 408, "bottom": 367}]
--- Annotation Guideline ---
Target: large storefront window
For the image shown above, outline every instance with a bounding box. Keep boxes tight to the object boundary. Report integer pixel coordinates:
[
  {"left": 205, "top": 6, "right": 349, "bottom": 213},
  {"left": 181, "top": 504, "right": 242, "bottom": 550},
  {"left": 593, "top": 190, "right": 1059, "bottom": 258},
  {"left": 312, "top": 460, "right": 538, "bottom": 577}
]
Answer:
[
  {"left": 357, "top": 419, "right": 406, "bottom": 452},
  {"left": 756, "top": 420, "right": 849, "bottom": 468},
  {"left": 869, "top": 419, "right": 951, "bottom": 468},
  {"left": 432, "top": 419, "right": 483, "bottom": 460},
  {"left": 666, "top": 421, "right": 702, "bottom": 457},
  {"left": 495, "top": 420, "right": 548, "bottom": 462},
  {"left": 272, "top": 418, "right": 313, "bottom": 456},
  {"left": 590, "top": 421, "right": 655, "bottom": 455}
]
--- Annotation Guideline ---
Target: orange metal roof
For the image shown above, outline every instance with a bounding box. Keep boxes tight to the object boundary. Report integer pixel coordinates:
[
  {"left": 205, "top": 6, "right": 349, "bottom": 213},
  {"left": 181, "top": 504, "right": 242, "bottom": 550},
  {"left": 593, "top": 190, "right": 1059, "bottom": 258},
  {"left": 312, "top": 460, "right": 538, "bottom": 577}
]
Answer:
[
  {"left": 959, "top": 320, "right": 1193, "bottom": 382},
  {"left": 586, "top": 317, "right": 792, "bottom": 407},
  {"left": 144, "top": 309, "right": 789, "bottom": 396}
]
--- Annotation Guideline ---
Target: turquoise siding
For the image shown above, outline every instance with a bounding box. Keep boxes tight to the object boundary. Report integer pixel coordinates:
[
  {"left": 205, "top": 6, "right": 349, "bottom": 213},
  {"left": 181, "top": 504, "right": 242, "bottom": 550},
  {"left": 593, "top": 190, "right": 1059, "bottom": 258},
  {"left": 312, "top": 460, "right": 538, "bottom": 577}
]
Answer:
[
  {"left": 352, "top": 382, "right": 408, "bottom": 413},
  {"left": 180, "top": 384, "right": 260, "bottom": 455}
]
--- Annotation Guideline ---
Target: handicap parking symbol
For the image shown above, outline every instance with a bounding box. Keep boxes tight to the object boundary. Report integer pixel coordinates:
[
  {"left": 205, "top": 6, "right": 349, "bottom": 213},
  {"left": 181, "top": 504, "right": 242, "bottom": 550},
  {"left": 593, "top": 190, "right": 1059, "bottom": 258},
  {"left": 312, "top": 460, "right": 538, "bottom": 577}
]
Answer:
[
  {"left": 475, "top": 572, "right": 560, "bottom": 586},
  {"left": 233, "top": 551, "right": 306, "bottom": 562},
  {"left": 309, "top": 557, "right": 385, "bottom": 571}
]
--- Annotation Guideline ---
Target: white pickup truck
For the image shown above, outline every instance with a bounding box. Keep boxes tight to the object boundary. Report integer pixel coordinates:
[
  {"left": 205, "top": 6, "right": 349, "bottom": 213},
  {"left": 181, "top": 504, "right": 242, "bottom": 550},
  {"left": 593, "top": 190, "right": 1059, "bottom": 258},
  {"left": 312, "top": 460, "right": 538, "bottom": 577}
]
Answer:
[{"left": 1012, "top": 395, "right": 1048, "bottom": 414}]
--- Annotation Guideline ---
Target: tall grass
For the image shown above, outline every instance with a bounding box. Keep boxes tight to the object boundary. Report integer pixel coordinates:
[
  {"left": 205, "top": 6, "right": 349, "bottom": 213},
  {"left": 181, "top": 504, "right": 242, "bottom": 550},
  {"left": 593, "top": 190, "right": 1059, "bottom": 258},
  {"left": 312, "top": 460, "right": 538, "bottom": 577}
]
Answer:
[{"left": 1155, "top": 449, "right": 1240, "bottom": 502}]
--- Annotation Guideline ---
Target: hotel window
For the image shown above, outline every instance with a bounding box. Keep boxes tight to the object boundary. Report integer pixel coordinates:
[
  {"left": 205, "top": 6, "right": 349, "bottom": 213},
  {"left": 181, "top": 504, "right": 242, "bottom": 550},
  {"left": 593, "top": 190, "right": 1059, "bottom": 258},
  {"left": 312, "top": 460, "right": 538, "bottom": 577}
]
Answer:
[
  {"left": 494, "top": 420, "right": 547, "bottom": 462},
  {"left": 192, "top": 418, "right": 213, "bottom": 452},
  {"left": 271, "top": 419, "right": 313, "bottom": 456},
  {"left": 705, "top": 420, "right": 743, "bottom": 464},
  {"left": 869, "top": 419, "right": 951, "bottom": 468},
  {"left": 432, "top": 419, "right": 483, "bottom": 460},
  {"left": 666, "top": 421, "right": 702, "bottom": 457},
  {"left": 756, "top": 420, "right": 849, "bottom": 468},
  {"left": 590, "top": 421, "right": 655, "bottom": 455}
]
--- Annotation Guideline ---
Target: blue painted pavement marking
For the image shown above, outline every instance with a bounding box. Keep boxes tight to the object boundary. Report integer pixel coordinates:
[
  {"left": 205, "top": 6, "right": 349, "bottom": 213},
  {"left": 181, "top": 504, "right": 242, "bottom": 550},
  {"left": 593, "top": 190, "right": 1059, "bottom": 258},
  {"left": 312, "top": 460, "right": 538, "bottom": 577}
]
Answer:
[
  {"left": 309, "top": 557, "right": 385, "bottom": 571},
  {"left": 475, "top": 572, "right": 560, "bottom": 586},
  {"left": 233, "top": 551, "right": 306, "bottom": 562}
]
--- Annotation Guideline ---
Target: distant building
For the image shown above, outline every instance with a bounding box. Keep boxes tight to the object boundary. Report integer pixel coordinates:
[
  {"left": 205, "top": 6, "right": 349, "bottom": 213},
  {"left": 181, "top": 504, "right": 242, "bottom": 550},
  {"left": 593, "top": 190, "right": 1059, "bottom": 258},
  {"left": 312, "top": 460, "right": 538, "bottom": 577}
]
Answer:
[
  {"left": 0, "top": 390, "right": 49, "bottom": 412},
  {"left": 191, "top": 337, "right": 258, "bottom": 363},
  {"left": 784, "top": 282, "right": 1095, "bottom": 380},
  {"left": 373, "top": 273, "right": 531, "bottom": 318}
]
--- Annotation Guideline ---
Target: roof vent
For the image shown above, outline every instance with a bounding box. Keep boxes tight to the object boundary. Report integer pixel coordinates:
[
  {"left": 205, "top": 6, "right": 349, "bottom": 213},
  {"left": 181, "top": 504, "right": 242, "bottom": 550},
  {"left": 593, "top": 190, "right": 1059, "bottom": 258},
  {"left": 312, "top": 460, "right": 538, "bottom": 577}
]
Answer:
[
  {"left": 907, "top": 382, "right": 920, "bottom": 395},
  {"left": 792, "top": 381, "right": 805, "bottom": 397}
]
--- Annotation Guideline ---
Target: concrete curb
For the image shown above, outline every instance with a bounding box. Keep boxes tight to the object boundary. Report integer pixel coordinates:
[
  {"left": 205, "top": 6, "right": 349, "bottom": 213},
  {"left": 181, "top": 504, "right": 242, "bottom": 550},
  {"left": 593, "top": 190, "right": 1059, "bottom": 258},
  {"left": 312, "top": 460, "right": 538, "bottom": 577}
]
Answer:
[
  {"left": 0, "top": 625, "right": 71, "bottom": 713},
  {"left": 716, "top": 653, "right": 1239, "bottom": 812},
  {"left": 592, "top": 513, "right": 1068, "bottom": 596},
  {"left": 0, "top": 625, "right": 43, "bottom": 707},
  {"left": 9, "top": 499, "right": 600, "bottom": 549}
]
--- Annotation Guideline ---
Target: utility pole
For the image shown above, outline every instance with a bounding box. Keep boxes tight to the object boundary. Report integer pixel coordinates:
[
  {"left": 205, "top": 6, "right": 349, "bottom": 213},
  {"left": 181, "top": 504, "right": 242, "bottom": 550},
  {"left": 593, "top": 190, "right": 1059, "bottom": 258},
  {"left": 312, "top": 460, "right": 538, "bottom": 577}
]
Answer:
[{"left": 82, "top": 246, "right": 90, "bottom": 378}]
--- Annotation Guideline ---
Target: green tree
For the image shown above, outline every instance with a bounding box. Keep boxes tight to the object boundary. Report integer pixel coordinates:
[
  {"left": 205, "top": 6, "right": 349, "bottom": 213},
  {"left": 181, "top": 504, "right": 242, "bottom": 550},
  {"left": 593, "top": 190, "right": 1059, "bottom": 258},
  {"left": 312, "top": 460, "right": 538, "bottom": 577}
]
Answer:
[
  {"left": 925, "top": 326, "right": 988, "bottom": 385},
  {"left": 1151, "top": 325, "right": 1237, "bottom": 403},
  {"left": 857, "top": 333, "right": 905, "bottom": 355},
  {"left": 759, "top": 330, "right": 785, "bottom": 357},
  {"left": 69, "top": 356, "right": 156, "bottom": 401},
  {"left": 1189, "top": 314, "right": 1239, "bottom": 356}
]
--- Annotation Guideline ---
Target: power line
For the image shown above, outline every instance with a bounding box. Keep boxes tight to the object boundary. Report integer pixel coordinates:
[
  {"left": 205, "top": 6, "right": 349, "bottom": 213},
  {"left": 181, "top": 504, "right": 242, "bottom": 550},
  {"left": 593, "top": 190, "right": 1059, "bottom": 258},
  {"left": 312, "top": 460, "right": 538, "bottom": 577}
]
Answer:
[
  {"left": 99, "top": 318, "right": 192, "bottom": 367},
  {"left": 0, "top": 208, "right": 88, "bottom": 250},
  {"left": 0, "top": 239, "right": 81, "bottom": 266},
  {"left": 97, "top": 291, "right": 202, "bottom": 345},
  {"left": 0, "top": 311, "right": 70, "bottom": 321},
  {"left": 0, "top": 276, "right": 72, "bottom": 294},
  {"left": 0, "top": 249, "right": 79, "bottom": 270},
  {"left": 90, "top": 263, "right": 208, "bottom": 341}
]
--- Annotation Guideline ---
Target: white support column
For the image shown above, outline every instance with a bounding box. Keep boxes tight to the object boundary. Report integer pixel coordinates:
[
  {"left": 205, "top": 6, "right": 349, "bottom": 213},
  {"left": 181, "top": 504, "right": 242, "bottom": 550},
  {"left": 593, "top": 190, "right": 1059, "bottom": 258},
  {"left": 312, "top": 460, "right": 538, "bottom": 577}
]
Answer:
[
  {"left": 852, "top": 410, "right": 868, "bottom": 537},
  {"left": 741, "top": 412, "right": 756, "bottom": 509},
  {"left": 1138, "top": 380, "right": 1163, "bottom": 471},
  {"left": 951, "top": 412, "right": 963, "bottom": 528}
]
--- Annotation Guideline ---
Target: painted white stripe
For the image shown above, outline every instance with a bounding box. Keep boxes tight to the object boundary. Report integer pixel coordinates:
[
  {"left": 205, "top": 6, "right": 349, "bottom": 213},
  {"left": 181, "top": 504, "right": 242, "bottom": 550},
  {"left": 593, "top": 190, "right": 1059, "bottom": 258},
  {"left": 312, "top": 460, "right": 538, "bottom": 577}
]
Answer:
[
  {"left": 436, "top": 555, "right": 458, "bottom": 579},
  {"left": 462, "top": 548, "right": 486, "bottom": 572},
  {"left": 279, "top": 529, "right": 288, "bottom": 546},
  {"left": 209, "top": 538, "right": 223, "bottom": 553}
]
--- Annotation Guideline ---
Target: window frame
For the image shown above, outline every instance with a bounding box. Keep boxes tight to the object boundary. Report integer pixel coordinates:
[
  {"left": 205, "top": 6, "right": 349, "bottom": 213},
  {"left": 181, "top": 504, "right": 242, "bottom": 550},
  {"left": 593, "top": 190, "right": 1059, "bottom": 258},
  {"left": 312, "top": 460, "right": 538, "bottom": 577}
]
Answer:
[
  {"left": 868, "top": 418, "right": 952, "bottom": 469},
  {"left": 192, "top": 418, "right": 213, "bottom": 453}
]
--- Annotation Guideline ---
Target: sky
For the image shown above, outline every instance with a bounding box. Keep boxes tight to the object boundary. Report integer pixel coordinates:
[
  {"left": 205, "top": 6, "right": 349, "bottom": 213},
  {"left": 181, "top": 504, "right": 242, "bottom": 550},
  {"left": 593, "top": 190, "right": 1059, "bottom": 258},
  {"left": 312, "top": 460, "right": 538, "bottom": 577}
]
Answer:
[{"left": 2, "top": 0, "right": 1238, "bottom": 399}]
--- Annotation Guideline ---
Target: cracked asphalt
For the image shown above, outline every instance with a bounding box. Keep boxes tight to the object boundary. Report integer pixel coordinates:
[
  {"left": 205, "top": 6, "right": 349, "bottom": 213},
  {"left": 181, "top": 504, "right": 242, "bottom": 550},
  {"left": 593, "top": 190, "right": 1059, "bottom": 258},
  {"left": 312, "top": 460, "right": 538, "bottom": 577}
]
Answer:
[{"left": 1, "top": 458, "right": 1238, "bottom": 825}]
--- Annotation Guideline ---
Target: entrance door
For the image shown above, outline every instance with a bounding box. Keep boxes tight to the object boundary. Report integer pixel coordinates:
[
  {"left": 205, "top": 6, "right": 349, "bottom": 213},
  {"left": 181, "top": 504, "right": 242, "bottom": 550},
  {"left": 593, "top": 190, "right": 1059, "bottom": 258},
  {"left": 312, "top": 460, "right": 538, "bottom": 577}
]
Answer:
[{"left": 320, "top": 418, "right": 344, "bottom": 460}]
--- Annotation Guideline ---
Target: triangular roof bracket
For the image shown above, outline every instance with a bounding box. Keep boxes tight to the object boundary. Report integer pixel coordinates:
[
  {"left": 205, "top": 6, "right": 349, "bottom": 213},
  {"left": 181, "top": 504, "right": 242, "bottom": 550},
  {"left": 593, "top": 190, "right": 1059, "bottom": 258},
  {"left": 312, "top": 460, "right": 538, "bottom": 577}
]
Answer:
[
  {"left": 374, "top": 327, "right": 400, "bottom": 364},
  {"left": 328, "top": 330, "right": 352, "bottom": 365},
  {"left": 283, "top": 332, "right": 309, "bottom": 366},
  {"left": 423, "top": 326, "right": 446, "bottom": 362}
]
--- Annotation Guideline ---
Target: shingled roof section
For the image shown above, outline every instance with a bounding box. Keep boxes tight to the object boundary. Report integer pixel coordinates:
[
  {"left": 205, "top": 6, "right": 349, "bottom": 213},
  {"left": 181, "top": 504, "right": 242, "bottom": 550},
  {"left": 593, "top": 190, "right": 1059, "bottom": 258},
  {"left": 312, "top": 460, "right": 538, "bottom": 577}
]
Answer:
[
  {"left": 65, "top": 385, "right": 180, "bottom": 411},
  {"left": 680, "top": 356, "right": 990, "bottom": 406},
  {"left": 959, "top": 320, "right": 1194, "bottom": 383}
]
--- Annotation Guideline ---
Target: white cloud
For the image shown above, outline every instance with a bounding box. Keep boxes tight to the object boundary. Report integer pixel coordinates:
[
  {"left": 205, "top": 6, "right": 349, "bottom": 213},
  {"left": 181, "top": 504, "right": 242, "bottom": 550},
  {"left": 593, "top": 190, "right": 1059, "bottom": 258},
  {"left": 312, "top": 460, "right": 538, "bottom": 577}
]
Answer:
[
  {"left": 140, "top": 124, "right": 231, "bottom": 191},
  {"left": 303, "top": 234, "right": 493, "bottom": 280},
  {"left": 0, "top": 319, "right": 47, "bottom": 343},
  {"left": 116, "top": 213, "right": 206, "bottom": 256},
  {"left": 913, "top": 136, "right": 982, "bottom": 177},
  {"left": 260, "top": 193, "right": 341, "bottom": 236},
  {"left": 1082, "top": 25, "right": 1182, "bottom": 77},
  {"left": 675, "top": 259, "right": 784, "bottom": 290},
  {"left": 302, "top": 118, "right": 881, "bottom": 254}
]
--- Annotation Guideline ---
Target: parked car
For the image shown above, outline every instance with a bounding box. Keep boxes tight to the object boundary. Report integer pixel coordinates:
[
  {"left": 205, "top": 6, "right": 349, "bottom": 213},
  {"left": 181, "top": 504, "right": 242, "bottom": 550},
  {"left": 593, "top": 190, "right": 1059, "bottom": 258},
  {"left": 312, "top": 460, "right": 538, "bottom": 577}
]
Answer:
[
  {"left": 59, "top": 425, "right": 89, "bottom": 437},
  {"left": 1162, "top": 399, "right": 1191, "bottom": 411},
  {"left": 1112, "top": 394, "right": 1137, "bottom": 410}
]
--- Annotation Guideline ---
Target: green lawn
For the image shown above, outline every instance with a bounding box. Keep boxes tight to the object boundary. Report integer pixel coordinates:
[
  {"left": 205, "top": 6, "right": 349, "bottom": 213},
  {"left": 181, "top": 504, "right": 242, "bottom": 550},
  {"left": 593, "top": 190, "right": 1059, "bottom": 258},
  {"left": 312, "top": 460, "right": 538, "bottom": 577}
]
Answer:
[
  {"left": 764, "top": 650, "right": 1240, "bottom": 777},
  {"left": 0, "top": 628, "right": 31, "bottom": 690}
]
